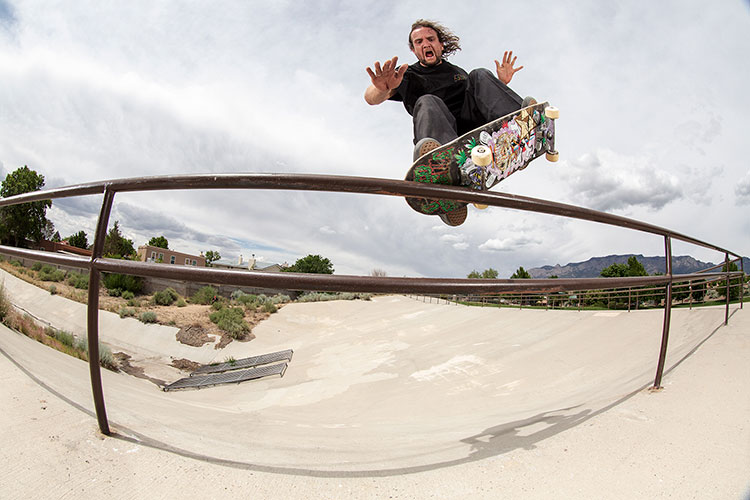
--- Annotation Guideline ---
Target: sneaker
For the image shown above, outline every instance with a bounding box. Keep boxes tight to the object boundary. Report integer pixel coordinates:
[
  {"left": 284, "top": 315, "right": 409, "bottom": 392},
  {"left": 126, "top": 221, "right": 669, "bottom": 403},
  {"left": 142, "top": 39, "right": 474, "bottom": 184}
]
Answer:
[
  {"left": 413, "top": 137, "right": 441, "bottom": 161},
  {"left": 439, "top": 205, "right": 468, "bottom": 226},
  {"left": 521, "top": 96, "right": 537, "bottom": 107}
]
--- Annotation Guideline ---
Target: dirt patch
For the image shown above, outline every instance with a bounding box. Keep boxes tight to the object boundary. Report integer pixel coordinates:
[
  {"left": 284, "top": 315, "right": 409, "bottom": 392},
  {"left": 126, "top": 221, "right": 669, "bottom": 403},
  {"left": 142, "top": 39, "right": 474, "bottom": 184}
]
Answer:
[
  {"left": 171, "top": 358, "right": 202, "bottom": 372},
  {"left": 176, "top": 324, "right": 214, "bottom": 347},
  {"left": 114, "top": 352, "right": 166, "bottom": 387}
]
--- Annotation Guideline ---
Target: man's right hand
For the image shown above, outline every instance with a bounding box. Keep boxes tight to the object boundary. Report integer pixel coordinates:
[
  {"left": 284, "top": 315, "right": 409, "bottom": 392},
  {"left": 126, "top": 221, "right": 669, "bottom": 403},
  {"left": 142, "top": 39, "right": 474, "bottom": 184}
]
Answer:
[{"left": 364, "top": 56, "right": 408, "bottom": 105}]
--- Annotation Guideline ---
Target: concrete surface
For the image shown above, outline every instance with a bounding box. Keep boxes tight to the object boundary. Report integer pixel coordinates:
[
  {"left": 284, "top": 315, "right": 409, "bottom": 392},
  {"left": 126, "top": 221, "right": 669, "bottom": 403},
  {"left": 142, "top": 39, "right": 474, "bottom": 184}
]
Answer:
[{"left": 1, "top": 269, "right": 748, "bottom": 498}]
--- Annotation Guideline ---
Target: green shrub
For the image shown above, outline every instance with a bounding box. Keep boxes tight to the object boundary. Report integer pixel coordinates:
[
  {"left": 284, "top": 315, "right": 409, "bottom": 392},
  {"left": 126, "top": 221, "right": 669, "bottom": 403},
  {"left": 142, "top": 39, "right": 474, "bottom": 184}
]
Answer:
[
  {"left": 51, "top": 329, "right": 75, "bottom": 348},
  {"left": 102, "top": 273, "right": 143, "bottom": 294},
  {"left": 39, "top": 265, "right": 66, "bottom": 282},
  {"left": 176, "top": 298, "right": 187, "bottom": 307},
  {"left": 108, "top": 287, "right": 122, "bottom": 297},
  {"left": 191, "top": 286, "right": 217, "bottom": 305},
  {"left": 138, "top": 311, "right": 158, "bottom": 324},
  {"left": 262, "top": 301, "right": 277, "bottom": 313},
  {"left": 121, "top": 290, "right": 135, "bottom": 301},
  {"left": 67, "top": 272, "right": 89, "bottom": 289},
  {"left": 31, "top": 262, "right": 42, "bottom": 272},
  {"left": 0, "top": 283, "right": 9, "bottom": 322},
  {"left": 49, "top": 284, "right": 57, "bottom": 295},
  {"left": 118, "top": 307, "right": 136, "bottom": 318},
  {"left": 209, "top": 307, "right": 249, "bottom": 339},
  {"left": 153, "top": 287, "right": 179, "bottom": 306}
]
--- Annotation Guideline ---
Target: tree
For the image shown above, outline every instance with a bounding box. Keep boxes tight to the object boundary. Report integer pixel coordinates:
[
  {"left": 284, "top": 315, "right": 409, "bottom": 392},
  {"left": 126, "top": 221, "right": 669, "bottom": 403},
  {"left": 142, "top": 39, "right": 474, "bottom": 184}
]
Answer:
[
  {"left": 148, "top": 236, "right": 169, "bottom": 249},
  {"left": 204, "top": 250, "right": 221, "bottom": 266},
  {"left": 283, "top": 254, "right": 334, "bottom": 274},
  {"left": 600, "top": 256, "right": 648, "bottom": 278},
  {"left": 0, "top": 166, "right": 52, "bottom": 247},
  {"left": 468, "top": 268, "right": 499, "bottom": 279},
  {"left": 370, "top": 268, "right": 387, "bottom": 277},
  {"left": 510, "top": 266, "right": 531, "bottom": 279},
  {"left": 102, "top": 221, "right": 135, "bottom": 258},
  {"left": 67, "top": 230, "right": 89, "bottom": 249},
  {"left": 719, "top": 262, "right": 742, "bottom": 301}
]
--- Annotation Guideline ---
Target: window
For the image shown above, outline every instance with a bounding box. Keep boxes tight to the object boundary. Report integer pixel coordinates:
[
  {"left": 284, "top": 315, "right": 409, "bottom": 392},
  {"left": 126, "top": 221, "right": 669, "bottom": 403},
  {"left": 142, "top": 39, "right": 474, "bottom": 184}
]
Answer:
[
  {"left": 158, "top": 253, "right": 164, "bottom": 261},
  {"left": 150, "top": 251, "right": 157, "bottom": 261},
  {"left": 185, "top": 258, "right": 190, "bottom": 265},
  {"left": 191, "top": 260, "right": 197, "bottom": 266},
  {"left": 170, "top": 256, "right": 175, "bottom": 264}
]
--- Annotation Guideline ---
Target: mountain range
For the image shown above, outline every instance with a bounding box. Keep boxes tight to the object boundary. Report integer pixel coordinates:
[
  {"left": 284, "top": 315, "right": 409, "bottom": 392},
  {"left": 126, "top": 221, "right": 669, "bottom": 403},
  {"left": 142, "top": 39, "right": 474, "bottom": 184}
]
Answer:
[{"left": 527, "top": 254, "right": 749, "bottom": 279}]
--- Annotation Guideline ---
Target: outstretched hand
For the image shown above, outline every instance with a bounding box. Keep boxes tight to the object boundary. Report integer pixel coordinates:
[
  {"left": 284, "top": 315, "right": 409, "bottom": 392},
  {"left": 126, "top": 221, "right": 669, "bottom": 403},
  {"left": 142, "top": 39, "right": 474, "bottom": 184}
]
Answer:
[
  {"left": 366, "top": 56, "right": 408, "bottom": 94},
  {"left": 494, "top": 51, "right": 524, "bottom": 85}
]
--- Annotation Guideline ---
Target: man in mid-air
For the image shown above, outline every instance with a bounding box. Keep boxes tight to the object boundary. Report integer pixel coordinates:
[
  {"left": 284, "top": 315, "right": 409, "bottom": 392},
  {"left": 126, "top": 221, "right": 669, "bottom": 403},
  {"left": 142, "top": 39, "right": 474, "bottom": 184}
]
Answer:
[{"left": 365, "top": 19, "right": 532, "bottom": 162}]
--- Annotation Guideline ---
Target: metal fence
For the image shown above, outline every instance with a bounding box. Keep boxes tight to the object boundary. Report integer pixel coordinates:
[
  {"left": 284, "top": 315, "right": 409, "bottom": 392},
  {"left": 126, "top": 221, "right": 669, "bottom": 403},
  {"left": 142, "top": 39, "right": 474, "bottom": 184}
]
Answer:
[{"left": 0, "top": 173, "right": 745, "bottom": 435}]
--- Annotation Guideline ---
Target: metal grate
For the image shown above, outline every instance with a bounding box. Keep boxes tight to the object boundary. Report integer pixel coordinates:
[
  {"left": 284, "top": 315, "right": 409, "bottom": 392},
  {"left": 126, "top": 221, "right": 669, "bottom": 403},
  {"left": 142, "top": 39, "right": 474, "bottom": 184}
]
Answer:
[
  {"left": 163, "top": 362, "right": 287, "bottom": 391},
  {"left": 191, "top": 349, "right": 293, "bottom": 376}
]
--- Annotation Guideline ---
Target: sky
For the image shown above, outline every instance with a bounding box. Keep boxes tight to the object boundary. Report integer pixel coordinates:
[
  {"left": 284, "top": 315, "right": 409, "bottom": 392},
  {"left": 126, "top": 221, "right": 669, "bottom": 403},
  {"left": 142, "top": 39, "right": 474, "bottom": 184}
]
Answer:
[{"left": 0, "top": 0, "right": 748, "bottom": 278}]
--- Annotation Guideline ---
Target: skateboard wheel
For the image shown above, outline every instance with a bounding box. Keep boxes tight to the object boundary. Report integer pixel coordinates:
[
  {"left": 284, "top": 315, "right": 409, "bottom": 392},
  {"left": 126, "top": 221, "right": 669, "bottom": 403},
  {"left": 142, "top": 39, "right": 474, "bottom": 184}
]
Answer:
[
  {"left": 471, "top": 145, "right": 493, "bottom": 167},
  {"left": 546, "top": 151, "right": 559, "bottom": 162},
  {"left": 545, "top": 106, "right": 559, "bottom": 119},
  {"left": 473, "top": 203, "right": 489, "bottom": 210}
]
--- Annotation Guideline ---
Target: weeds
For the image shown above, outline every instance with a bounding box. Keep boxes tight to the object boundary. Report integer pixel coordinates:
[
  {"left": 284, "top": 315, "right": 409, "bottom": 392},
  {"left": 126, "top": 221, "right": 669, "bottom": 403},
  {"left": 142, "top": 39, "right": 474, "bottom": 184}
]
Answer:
[
  {"left": 209, "top": 306, "right": 249, "bottom": 339},
  {"left": 138, "top": 311, "right": 158, "bottom": 324}
]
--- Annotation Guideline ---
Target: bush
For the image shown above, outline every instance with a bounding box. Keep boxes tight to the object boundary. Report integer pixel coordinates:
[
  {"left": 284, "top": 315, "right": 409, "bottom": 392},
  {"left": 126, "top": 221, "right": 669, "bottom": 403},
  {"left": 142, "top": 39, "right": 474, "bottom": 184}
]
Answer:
[
  {"left": 191, "top": 286, "right": 217, "bottom": 305},
  {"left": 102, "top": 273, "right": 143, "bottom": 295},
  {"left": 153, "top": 287, "right": 179, "bottom": 306},
  {"left": 67, "top": 272, "right": 89, "bottom": 290},
  {"left": 49, "top": 284, "right": 57, "bottom": 295},
  {"left": 31, "top": 262, "right": 42, "bottom": 272},
  {"left": 121, "top": 290, "right": 135, "bottom": 301},
  {"left": 176, "top": 298, "right": 187, "bottom": 307},
  {"left": 0, "top": 283, "right": 9, "bottom": 322},
  {"left": 209, "top": 306, "right": 249, "bottom": 339},
  {"left": 118, "top": 307, "right": 136, "bottom": 318},
  {"left": 51, "top": 329, "right": 75, "bottom": 348},
  {"left": 138, "top": 311, "right": 158, "bottom": 324},
  {"left": 39, "top": 265, "right": 66, "bottom": 282}
]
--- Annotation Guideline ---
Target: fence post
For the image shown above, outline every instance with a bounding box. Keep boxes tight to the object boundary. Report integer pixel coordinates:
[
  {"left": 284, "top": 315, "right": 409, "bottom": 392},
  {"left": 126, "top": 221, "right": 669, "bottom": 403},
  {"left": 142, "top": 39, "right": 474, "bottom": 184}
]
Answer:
[
  {"left": 725, "top": 253, "right": 730, "bottom": 325},
  {"left": 87, "top": 186, "right": 115, "bottom": 435},
  {"left": 653, "top": 236, "right": 673, "bottom": 389}
]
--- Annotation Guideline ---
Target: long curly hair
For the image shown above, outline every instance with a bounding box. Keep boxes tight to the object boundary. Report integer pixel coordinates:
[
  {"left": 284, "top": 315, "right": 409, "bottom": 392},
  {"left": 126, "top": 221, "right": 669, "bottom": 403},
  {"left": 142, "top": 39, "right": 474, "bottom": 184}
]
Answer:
[{"left": 408, "top": 19, "right": 461, "bottom": 58}]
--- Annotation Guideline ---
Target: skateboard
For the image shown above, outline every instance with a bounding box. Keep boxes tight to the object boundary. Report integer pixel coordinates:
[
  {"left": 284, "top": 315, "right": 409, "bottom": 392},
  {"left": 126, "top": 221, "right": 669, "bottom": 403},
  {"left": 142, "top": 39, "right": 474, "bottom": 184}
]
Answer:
[{"left": 404, "top": 101, "right": 558, "bottom": 220}]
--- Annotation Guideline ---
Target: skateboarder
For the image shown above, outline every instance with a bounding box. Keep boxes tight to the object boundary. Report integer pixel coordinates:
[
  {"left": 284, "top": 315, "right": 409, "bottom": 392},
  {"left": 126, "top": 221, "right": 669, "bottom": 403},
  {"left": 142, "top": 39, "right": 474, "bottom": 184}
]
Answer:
[{"left": 365, "top": 19, "right": 533, "bottom": 161}]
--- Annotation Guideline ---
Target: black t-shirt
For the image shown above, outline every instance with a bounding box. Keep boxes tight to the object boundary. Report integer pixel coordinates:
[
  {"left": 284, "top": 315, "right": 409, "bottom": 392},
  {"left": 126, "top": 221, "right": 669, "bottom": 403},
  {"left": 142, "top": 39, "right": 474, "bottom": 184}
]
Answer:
[{"left": 389, "top": 60, "right": 469, "bottom": 119}]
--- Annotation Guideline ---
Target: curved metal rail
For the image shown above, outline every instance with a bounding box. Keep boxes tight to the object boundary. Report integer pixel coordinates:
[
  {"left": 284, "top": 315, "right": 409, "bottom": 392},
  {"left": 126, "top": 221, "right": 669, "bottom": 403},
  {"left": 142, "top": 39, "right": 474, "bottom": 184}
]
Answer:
[{"left": 0, "top": 173, "right": 745, "bottom": 435}]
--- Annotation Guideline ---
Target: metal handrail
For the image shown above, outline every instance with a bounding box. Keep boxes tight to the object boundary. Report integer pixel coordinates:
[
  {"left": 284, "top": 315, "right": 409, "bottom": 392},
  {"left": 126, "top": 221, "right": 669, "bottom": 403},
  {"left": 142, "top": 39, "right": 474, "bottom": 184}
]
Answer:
[{"left": 0, "top": 173, "right": 746, "bottom": 436}]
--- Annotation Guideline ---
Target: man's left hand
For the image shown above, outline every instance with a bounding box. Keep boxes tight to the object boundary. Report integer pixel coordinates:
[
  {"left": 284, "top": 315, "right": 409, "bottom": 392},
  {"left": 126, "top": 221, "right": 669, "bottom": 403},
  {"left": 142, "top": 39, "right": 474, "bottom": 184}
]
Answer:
[{"left": 494, "top": 51, "right": 524, "bottom": 84}]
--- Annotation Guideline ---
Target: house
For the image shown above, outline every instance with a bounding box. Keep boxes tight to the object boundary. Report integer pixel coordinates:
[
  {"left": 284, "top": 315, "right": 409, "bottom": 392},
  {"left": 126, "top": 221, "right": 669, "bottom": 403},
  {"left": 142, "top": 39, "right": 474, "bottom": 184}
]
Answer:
[
  {"left": 136, "top": 245, "right": 206, "bottom": 267},
  {"left": 212, "top": 254, "right": 285, "bottom": 272}
]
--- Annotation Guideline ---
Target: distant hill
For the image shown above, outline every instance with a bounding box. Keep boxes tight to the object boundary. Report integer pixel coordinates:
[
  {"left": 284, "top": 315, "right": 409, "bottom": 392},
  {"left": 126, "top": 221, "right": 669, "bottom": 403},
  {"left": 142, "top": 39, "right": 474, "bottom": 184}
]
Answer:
[{"left": 527, "top": 254, "right": 729, "bottom": 279}]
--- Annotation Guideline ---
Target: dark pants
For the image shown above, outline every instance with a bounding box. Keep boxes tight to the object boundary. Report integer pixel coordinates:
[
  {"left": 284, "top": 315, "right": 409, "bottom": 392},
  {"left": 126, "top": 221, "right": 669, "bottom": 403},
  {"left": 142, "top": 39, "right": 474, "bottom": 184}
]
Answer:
[{"left": 412, "top": 68, "right": 523, "bottom": 144}]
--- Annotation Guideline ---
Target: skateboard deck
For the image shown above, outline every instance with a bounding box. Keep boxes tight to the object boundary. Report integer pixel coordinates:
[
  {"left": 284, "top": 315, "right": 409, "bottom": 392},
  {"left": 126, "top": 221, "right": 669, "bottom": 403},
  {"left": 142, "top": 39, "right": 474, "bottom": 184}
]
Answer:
[{"left": 405, "top": 101, "right": 558, "bottom": 217}]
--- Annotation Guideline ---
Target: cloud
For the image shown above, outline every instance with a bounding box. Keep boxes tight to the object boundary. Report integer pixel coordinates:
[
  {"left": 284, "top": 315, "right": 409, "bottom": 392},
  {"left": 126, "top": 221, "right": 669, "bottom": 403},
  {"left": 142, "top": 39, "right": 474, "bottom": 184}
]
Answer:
[
  {"left": 563, "top": 150, "right": 682, "bottom": 212},
  {"left": 479, "top": 234, "right": 541, "bottom": 253},
  {"left": 439, "top": 233, "right": 469, "bottom": 250},
  {"left": 735, "top": 170, "right": 750, "bottom": 205}
]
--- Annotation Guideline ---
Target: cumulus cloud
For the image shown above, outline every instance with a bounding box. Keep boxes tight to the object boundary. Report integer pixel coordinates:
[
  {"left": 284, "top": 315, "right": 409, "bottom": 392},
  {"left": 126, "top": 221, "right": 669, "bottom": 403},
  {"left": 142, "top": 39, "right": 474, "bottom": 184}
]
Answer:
[
  {"left": 563, "top": 150, "right": 682, "bottom": 212},
  {"left": 735, "top": 170, "right": 750, "bottom": 205},
  {"left": 479, "top": 234, "right": 542, "bottom": 253}
]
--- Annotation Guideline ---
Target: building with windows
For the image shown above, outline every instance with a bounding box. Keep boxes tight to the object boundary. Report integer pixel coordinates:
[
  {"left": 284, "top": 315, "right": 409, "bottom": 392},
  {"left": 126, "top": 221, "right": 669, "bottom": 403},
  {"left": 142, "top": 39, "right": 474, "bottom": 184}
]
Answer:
[{"left": 136, "top": 245, "right": 206, "bottom": 267}]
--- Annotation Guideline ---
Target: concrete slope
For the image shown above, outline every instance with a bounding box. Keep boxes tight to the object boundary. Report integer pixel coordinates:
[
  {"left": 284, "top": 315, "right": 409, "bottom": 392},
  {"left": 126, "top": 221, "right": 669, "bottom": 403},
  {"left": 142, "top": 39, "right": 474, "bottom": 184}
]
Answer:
[{"left": 0, "top": 268, "right": 736, "bottom": 473}]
